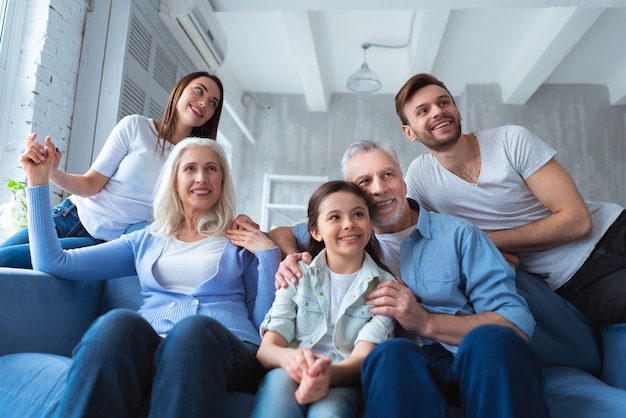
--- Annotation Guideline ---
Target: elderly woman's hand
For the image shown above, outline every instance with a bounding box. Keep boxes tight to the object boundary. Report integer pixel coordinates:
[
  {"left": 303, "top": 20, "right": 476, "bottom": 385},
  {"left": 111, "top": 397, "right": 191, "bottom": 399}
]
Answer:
[
  {"left": 226, "top": 220, "right": 276, "bottom": 254},
  {"left": 19, "top": 134, "right": 58, "bottom": 187}
]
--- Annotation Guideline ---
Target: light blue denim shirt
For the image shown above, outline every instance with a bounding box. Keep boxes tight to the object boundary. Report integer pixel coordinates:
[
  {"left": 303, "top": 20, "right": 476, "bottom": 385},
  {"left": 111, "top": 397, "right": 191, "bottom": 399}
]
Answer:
[
  {"left": 400, "top": 204, "right": 536, "bottom": 353},
  {"left": 260, "top": 250, "right": 395, "bottom": 363}
]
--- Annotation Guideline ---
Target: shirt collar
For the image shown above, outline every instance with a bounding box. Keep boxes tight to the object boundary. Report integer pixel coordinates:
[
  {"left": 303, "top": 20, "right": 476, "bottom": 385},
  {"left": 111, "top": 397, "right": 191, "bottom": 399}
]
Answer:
[
  {"left": 308, "top": 248, "right": 387, "bottom": 283},
  {"left": 408, "top": 198, "right": 433, "bottom": 240}
]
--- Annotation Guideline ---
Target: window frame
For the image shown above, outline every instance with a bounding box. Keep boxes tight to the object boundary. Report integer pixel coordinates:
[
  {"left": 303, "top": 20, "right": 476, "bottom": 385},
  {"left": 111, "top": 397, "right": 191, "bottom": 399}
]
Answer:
[{"left": 0, "top": 0, "right": 27, "bottom": 139}]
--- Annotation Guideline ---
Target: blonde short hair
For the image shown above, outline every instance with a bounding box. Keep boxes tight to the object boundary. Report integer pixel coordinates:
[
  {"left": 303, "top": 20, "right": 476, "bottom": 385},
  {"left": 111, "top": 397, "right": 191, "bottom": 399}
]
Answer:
[{"left": 150, "top": 137, "right": 235, "bottom": 239}]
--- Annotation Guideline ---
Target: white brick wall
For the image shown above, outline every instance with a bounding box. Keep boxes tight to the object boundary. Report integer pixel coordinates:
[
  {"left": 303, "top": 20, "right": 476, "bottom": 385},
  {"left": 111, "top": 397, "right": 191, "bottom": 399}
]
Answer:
[{"left": 0, "top": 0, "right": 88, "bottom": 205}]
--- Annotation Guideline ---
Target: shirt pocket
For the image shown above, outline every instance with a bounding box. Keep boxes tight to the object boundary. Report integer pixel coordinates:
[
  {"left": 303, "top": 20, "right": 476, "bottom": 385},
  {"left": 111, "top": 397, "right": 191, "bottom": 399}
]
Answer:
[
  {"left": 340, "top": 305, "right": 374, "bottom": 345},
  {"left": 420, "top": 263, "right": 465, "bottom": 310},
  {"left": 293, "top": 293, "right": 325, "bottom": 343}
]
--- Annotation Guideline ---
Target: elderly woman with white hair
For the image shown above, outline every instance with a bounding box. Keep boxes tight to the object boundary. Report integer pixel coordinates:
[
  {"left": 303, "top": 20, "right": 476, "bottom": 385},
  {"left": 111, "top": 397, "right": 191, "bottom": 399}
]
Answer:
[{"left": 20, "top": 135, "right": 280, "bottom": 418}]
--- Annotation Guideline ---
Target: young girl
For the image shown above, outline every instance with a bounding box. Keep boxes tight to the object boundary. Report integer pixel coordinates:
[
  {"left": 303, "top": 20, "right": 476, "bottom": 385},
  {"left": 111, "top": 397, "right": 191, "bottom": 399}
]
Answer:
[
  {"left": 0, "top": 71, "right": 223, "bottom": 268},
  {"left": 251, "top": 180, "right": 396, "bottom": 418}
]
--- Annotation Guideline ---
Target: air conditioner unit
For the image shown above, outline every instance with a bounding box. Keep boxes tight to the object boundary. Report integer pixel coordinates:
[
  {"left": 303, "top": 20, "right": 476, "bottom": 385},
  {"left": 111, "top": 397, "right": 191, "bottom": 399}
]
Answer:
[{"left": 159, "top": 0, "right": 227, "bottom": 70}]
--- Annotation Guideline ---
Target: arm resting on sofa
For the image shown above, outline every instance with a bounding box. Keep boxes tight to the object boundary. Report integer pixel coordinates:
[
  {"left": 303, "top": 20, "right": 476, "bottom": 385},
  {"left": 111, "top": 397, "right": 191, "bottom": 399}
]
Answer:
[{"left": 0, "top": 267, "right": 104, "bottom": 357}]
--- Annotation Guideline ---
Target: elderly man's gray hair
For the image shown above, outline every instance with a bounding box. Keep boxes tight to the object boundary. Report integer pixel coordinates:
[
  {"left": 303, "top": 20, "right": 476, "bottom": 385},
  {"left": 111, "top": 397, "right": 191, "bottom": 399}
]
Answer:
[{"left": 340, "top": 140, "right": 401, "bottom": 179}]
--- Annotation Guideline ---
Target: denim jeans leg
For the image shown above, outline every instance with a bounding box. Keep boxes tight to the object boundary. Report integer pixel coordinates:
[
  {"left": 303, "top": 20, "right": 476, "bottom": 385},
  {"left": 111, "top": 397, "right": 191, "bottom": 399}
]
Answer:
[
  {"left": 54, "top": 309, "right": 160, "bottom": 418},
  {"left": 361, "top": 338, "right": 449, "bottom": 418},
  {"left": 149, "top": 315, "right": 263, "bottom": 418},
  {"left": 250, "top": 368, "right": 305, "bottom": 418},
  {"left": 0, "top": 198, "right": 102, "bottom": 268},
  {"left": 308, "top": 386, "right": 363, "bottom": 418},
  {"left": 449, "top": 324, "right": 549, "bottom": 418},
  {"left": 0, "top": 228, "right": 31, "bottom": 268},
  {"left": 0, "top": 227, "right": 29, "bottom": 248}
]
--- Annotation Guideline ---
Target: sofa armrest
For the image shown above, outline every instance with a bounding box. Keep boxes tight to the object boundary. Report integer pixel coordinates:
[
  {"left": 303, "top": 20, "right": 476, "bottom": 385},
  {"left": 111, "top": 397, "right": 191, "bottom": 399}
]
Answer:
[
  {"left": 0, "top": 267, "right": 104, "bottom": 357},
  {"left": 600, "top": 323, "right": 626, "bottom": 390}
]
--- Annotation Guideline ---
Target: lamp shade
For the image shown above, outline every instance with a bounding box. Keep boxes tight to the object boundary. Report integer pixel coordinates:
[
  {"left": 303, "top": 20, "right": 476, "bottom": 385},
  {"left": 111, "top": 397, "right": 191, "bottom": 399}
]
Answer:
[{"left": 346, "top": 62, "right": 381, "bottom": 94}]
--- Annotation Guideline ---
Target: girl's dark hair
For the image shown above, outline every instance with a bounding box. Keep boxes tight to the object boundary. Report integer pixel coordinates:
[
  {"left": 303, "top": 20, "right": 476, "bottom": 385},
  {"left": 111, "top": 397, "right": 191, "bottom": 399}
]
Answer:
[
  {"left": 306, "top": 180, "right": 392, "bottom": 274},
  {"left": 155, "top": 71, "right": 224, "bottom": 154}
]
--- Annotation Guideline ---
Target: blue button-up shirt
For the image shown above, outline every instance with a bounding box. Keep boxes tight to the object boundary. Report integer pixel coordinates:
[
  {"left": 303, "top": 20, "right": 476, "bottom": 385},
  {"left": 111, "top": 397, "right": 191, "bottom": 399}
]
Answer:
[{"left": 399, "top": 203, "right": 535, "bottom": 353}]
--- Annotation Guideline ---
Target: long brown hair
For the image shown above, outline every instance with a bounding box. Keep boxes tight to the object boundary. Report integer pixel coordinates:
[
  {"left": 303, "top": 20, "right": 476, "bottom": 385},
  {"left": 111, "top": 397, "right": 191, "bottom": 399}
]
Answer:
[
  {"left": 156, "top": 72, "right": 224, "bottom": 154},
  {"left": 306, "top": 180, "right": 391, "bottom": 274}
]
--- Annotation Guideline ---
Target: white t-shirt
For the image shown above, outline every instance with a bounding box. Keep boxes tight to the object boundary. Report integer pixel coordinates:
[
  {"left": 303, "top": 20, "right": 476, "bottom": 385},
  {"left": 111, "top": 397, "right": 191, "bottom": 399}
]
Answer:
[
  {"left": 406, "top": 125, "right": 622, "bottom": 290},
  {"left": 154, "top": 236, "right": 228, "bottom": 293},
  {"left": 376, "top": 226, "right": 414, "bottom": 277},
  {"left": 71, "top": 115, "right": 171, "bottom": 240},
  {"left": 312, "top": 270, "right": 357, "bottom": 357}
]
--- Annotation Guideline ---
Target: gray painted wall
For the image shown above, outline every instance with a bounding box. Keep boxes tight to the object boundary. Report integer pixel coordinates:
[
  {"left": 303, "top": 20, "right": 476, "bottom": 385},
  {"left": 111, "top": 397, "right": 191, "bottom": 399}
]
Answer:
[{"left": 233, "top": 84, "right": 626, "bottom": 225}]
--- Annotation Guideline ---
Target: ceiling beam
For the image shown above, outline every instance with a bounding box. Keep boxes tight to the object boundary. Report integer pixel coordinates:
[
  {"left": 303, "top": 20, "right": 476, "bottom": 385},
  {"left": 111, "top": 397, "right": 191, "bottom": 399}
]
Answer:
[
  {"left": 282, "top": 11, "right": 329, "bottom": 111},
  {"left": 211, "top": 0, "right": 626, "bottom": 12},
  {"left": 216, "top": 62, "right": 258, "bottom": 144},
  {"left": 409, "top": 10, "right": 450, "bottom": 73},
  {"left": 498, "top": 7, "right": 604, "bottom": 105}
]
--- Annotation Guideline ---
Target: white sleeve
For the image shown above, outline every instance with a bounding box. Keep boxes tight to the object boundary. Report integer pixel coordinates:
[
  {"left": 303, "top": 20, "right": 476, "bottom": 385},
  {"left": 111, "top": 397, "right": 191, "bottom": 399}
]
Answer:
[
  {"left": 90, "top": 115, "right": 137, "bottom": 177},
  {"left": 502, "top": 125, "right": 556, "bottom": 180}
]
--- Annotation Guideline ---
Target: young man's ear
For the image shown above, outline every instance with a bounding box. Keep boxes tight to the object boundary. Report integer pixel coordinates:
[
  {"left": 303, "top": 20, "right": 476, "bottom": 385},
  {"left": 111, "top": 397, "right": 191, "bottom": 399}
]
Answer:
[{"left": 402, "top": 125, "right": 419, "bottom": 142}]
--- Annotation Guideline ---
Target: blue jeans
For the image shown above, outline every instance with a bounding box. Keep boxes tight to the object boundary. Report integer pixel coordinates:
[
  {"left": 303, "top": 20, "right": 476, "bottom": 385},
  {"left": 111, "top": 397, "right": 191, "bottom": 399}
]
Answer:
[
  {"left": 54, "top": 309, "right": 264, "bottom": 418},
  {"left": 361, "top": 325, "right": 549, "bottom": 418},
  {"left": 0, "top": 198, "right": 103, "bottom": 268},
  {"left": 251, "top": 368, "right": 362, "bottom": 418},
  {"left": 556, "top": 209, "right": 626, "bottom": 324}
]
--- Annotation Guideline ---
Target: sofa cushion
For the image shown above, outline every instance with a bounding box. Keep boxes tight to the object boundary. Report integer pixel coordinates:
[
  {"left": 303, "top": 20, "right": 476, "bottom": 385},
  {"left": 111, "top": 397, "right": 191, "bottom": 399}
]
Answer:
[
  {"left": 515, "top": 270, "right": 601, "bottom": 373},
  {"left": 543, "top": 366, "right": 626, "bottom": 418},
  {"left": 0, "top": 353, "right": 68, "bottom": 418},
  {"left": 600, "top": 323, "right": 626, "bottom": 389},
  {"left": 0, "top": 352, "right": 256, "bottom": 418}
]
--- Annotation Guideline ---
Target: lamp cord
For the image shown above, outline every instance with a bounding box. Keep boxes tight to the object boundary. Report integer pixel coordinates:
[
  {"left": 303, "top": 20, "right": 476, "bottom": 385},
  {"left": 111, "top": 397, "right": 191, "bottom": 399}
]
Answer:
[{"left": 361, "top": 11, "right": 417, "bottom": 50}]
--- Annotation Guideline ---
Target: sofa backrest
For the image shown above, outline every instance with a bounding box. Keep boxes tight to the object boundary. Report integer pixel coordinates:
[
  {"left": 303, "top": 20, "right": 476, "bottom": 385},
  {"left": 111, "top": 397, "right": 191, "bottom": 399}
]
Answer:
[{"left": 99, "top": 275, "right": 143, "bottom": 313}]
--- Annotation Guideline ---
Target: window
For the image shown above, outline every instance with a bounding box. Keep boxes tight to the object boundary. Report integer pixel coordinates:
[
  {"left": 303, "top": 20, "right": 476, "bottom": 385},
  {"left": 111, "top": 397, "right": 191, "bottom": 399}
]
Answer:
[
  {"left": 0, "top": 0, "right": 26, "bottom": 139},
  {"left": 0, "top": 0, "right": 8, "bottom": 44}
]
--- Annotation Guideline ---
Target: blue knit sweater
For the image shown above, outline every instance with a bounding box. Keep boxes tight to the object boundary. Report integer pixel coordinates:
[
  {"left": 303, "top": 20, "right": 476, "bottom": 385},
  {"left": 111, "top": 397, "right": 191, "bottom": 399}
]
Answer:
[{"left": 28, "top": 185, "right": 280, "bottom": 344}]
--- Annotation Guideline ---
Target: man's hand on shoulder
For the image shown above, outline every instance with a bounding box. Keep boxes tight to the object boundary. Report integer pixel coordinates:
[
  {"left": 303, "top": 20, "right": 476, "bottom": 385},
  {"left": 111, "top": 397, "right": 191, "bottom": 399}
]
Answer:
[{"left": 275, "top": 252, "right": 312, "bottom": 289}]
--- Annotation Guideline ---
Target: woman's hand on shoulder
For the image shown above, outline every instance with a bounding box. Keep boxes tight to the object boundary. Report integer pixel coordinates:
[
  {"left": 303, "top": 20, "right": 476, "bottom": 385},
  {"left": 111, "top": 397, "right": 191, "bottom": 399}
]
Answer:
[
  {"left": 19, "top": 134, "right": 58, "bottom": 186},
  {"left": 231, "top": 213, "right": 259, "bottom": 230},
  {"left": 226, "top": 218, "right": 275, "bottom": 253}
]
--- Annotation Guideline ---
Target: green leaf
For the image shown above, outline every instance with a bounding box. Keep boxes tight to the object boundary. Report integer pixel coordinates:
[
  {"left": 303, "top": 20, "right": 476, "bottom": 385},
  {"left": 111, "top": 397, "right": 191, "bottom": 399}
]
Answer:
[{"left": 5, "top": 179, "right": 25, "bottom": 191}]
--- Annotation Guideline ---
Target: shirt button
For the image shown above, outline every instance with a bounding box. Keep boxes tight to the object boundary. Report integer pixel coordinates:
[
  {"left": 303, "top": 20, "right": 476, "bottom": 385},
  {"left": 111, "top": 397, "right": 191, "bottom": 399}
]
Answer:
[
  {"left": 190, "top": 300, "right": 199, "bottom": 307},
  {"left": 168, "top": 301, "right": 176, "bottom": 309}
]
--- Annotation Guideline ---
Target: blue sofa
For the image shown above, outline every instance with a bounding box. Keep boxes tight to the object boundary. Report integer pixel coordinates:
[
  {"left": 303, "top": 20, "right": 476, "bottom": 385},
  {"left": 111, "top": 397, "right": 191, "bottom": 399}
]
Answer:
[{"left": 0, "top": 266, "right": 625, "bottom": 417}]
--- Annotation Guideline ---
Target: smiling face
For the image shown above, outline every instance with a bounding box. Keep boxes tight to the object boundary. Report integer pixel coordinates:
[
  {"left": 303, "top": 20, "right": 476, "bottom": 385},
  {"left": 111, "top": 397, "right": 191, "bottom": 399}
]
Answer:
[
  {"left": 345, "top": 149, "right": 408, "bottom": 233},
  {"left": 310, "top": 190, "right": 372, "bottom": 273},
  {"left": 175, "top": 76, "right": 221, "bottom": 130},
  {"left": 174, "top": 145, "right": 223, "bottom": 217},
  {"left": 401, "top": 84, "right": 463, "bottom": 152}
]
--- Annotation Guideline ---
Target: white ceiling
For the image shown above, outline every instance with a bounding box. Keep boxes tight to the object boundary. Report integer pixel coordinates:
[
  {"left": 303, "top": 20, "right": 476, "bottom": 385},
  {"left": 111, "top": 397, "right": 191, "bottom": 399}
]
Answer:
[{"left": 209, "top": 0, "right": 626, "bottom": 112}]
